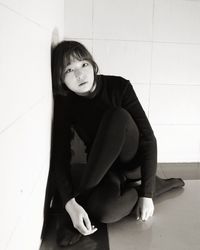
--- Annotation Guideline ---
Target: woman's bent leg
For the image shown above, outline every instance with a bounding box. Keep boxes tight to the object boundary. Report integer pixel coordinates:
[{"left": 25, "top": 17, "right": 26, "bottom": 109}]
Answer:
[
  {"left": 85, "top": 170, "right": 138, "bottom": 223},
  {"left": 79, "top": 108, "right": 139, "bottom": 192}
]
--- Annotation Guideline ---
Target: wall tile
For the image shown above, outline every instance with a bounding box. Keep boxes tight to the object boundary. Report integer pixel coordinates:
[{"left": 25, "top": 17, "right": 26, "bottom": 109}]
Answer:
[
  {"left": 151, "top": 43, "right": 200, "bottom": 85},
  {"left": 154, "top": 0, "right": 200, "bottom": 43},
  {"left": 7, "top": 163, "right": 49, "bottom": 250},
  {"left": 0, "top": 97, "right": 52, "bottom": 249},
  {"left": 64, "top": 0, "right": 93, "bottom": 38},
  {"left": 93, "top": 0, "right": 153, "bottom": 41},
  {"left": 0, "top": 1, "right": 63, "bottom": 248},
  {"left": 93, "top": 40, "right": 152, "bottom": 84},
  {"left": 133, "top": 84, "right": 150, "bottom": 116},
  {"left": 0, "top": 0, "right": 64, "bottom": 31},
  {"left": 62, "top": 0, "right": 200, "bottom": 165},
  {"left": 153, "top": 125, "right": 200, "bottom": 162},
  {"left": 149, "top": 85, "right": 200, "bottom": 125},
  {"left": 0, "top": 6, "right": 52, "bottom": 132}
]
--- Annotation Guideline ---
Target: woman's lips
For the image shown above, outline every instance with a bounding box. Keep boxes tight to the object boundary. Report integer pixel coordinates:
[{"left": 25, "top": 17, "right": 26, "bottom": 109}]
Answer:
[{"left": 79, "top": 82, "right": 87, "bottom": 86}]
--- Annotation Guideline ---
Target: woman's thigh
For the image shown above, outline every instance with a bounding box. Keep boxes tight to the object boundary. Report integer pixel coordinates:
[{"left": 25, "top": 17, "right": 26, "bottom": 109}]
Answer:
[{"left": 84, "top": 170, "right": 138, "bottom": 223}]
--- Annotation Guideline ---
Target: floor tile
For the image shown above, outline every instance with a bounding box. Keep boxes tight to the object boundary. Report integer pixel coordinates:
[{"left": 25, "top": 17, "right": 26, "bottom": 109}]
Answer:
[
  {"left": 40, "top": 214, "right": 109, "bottom": 250},
  {"left": 156, "top": 164, "right": 166, "bottom": 178},
  {"left": 108, "top": 180, "right": 200, "bottom": 250},
  {"left": 40, "top": 164, "right": 200, "bottom": 250}
]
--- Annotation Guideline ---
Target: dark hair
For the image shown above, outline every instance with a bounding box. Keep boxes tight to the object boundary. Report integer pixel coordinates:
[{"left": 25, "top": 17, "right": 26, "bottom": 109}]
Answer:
[{"left": 51, "top": 40, "right": 99, "bottom": 96}]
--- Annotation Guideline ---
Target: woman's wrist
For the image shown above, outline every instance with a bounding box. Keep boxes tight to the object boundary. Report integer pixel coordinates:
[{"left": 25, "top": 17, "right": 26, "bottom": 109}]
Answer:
[{"left": 65, "top": 197, "right": 76, "bottom": 211}]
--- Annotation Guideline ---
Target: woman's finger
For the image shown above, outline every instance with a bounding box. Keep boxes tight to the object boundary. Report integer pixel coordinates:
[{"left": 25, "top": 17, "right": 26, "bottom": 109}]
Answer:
[
  {"left": 150, "top": 209, "right": 154, "bottom": 217},
  {"left": 76, "top": 217, "right": 90, "bottom": 235},
  {"left": 83, "top": 214, "right": 92, "bottom": 231},
  {"left": 76, "top": 225, "right": 88, "bottom": 235},
  {"left": 141, "top": 210, "right": 148, "bottom": 221},
  {"left": 136, "top": 204, "right": 140, "bottom": 220},
  {"left": 141, "top": 209, "right": 146, "bottom": 221}
]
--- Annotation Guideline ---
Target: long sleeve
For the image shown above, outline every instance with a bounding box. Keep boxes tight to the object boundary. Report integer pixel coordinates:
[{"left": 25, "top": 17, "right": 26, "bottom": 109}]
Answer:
[
  {"left": 50, "top": 96, "right": 74, "bottom": 206},
  {"left": 121, "top": 81, "right": 157, "bottom": 198}
]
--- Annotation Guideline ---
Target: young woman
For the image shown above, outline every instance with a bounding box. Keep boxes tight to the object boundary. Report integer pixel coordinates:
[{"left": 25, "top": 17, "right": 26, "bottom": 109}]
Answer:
[{"left": 49, "top": 40, "right": 184, "bottom": 247}]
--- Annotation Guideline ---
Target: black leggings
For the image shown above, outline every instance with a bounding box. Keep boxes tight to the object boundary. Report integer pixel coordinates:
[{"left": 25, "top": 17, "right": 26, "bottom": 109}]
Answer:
[
  {"left": 70, "top": 107, "right": 185, "bottom": 224},
  {"left": 72, "top": 108, "right": 140, "bottom": 223}
]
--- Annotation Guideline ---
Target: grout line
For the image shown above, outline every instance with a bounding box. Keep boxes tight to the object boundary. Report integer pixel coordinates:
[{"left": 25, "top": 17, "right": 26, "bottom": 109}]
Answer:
[
  {"left": 91, "top": 0, "right": 94, "bottom": 55},
  {"left": 152, "top": 0, "right": 155, "bottom": 43},
  {"left": 66, "top": 36, "right": 200, "bottom": 46},
  {"left": 147, "top": 0, "right": 155, "bottom": 118},
  {"left": 0, "top": 94, "right": 50, "bottom": 135},
  {"left": 153, "top": 40, "right": 200, "bottom": 46},
  {"left": 132, "top": 82, "right": 200, "bottom": 87},
  {"left": 0, "top": 2, "right": 49, "bottom": 32},
  {"left": 149, "top": 83, "right": 200, "bottom": 86},
  {"left": 152, "top": 123, "right": 200, "bottom": 126}
]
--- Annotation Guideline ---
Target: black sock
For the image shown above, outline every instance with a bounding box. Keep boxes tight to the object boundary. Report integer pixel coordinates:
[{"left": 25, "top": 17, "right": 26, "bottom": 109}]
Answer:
[
  {"left": 155, "top": 176, "right": 185, "bottom": 197},
  {"left": 56, "top": 213, "right": 82, "bottom": 247}
]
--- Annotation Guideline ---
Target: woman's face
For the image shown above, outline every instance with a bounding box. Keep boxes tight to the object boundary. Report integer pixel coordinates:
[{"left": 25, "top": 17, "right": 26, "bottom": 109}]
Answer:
[{"left": 62, "top": 56, "right": 95, "bottom": 96}]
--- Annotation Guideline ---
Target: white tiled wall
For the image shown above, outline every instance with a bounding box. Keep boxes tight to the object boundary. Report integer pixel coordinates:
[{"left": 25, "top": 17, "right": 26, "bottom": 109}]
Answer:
[
  {"left": 151, "top": 43, "right": 200, "bottom": 84},
  {"left": 153, "top": 0, "right": 200, "bottom": 44},
  {"left": 93, "top": 40, "right": 152, "bottom": 84},
  {"left": 64, "top": 0, "right": 200, "bottom": 163},
  {"left": 0, "top": 1, "right": 64, "bottom": 249}
]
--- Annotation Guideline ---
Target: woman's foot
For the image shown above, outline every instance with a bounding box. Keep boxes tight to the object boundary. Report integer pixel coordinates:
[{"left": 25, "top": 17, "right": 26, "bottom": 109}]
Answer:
[
  {"left": 155, "top": 176, "right": 185, "bottom": 197},
  {"left": 56, "top": 213, "right": 82, "bottom": 247},
  {"left": 56, "top": 225, "right": 82, "bottom": 247}
]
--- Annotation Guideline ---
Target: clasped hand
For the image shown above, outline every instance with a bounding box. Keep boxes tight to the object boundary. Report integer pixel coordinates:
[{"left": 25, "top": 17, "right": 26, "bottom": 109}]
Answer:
[
  {"left": 65, "top": 198, "right": 97, "bottom": 236},
  {"left": 136, "top": 197, "right": 154, "bottom": 221}
]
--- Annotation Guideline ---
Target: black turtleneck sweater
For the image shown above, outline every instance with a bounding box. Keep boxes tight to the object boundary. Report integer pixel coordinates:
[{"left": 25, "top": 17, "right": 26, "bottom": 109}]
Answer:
[{"left": 51, "top": 75, "right": 157, "bottom": 206}]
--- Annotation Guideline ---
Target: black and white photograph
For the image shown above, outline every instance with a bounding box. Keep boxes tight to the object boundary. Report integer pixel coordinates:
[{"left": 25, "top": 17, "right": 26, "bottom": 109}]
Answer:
[{"left": 1, "top": 1, "right": 200, "bottom": 250}]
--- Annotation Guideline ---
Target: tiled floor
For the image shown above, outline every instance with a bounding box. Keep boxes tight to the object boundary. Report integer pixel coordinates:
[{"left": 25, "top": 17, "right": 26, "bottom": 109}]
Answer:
[
  {"left": 40, "top": 164, "right": 200, "bottom": 250},
  {"left": 108, "top": 180, "right": 200, "bottom": 250}
]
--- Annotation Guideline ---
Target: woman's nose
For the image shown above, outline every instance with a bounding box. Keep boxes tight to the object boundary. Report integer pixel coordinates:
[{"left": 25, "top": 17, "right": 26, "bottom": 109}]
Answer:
[{"left": 74, "top": 69, "right": 82, "bottom": 80}]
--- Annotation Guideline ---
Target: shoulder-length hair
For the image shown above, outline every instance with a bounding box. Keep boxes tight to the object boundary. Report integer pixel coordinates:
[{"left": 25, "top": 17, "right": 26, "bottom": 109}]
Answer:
[{"left": 51, "top": 40, "right": 99, "bottom": 96}]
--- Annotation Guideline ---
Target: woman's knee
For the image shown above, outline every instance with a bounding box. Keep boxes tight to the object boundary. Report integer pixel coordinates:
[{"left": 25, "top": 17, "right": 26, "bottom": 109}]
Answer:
[
  {"left": 106, "top": 107, "right": 131, "bottom": 121},
  {"left": 87, "top": 187, "right": 138, "bottom": 224},
  {"left": 88, "top": 202, "right": 119, "bottom": 223},
  {"left": 104, "top": 108, "right": 138, "bottom": 131}
]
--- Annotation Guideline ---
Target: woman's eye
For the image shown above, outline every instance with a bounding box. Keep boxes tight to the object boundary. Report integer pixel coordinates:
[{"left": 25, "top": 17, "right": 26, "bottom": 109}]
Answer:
[
  {"left": 82, "top": 62, "right": 89, "bottom": 67},
  {"left": 65, "top": 68, "right": 73, "bottom": 74}
]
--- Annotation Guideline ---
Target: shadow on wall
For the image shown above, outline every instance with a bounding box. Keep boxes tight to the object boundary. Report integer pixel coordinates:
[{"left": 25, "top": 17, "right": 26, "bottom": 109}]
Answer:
[
  {"left": 40, "top": 27, "right": 61, "bottom": 241},
  {"left": 51, "top": 27, "right": 60, "bottom": 71},
  {"left": 51, "top": 27, "right": 60, "bottom": 49}
]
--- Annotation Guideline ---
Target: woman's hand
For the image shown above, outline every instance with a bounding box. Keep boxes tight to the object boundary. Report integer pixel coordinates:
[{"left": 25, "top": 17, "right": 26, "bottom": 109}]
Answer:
[
  {"left": 65, "top": 198, "right": 97, "bottom": 235},
  {"left": 136, "top": 197, "right": 154, "bottom": 221}
]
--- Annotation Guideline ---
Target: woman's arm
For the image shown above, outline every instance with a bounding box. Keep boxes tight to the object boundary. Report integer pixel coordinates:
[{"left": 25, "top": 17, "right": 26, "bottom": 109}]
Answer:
[
  {"left": 121, "top": 80, "right": 156, "bottom": 220},
  {"left": 50, "top": 96, "right": 74, "bottom": 206},
  {"left": 65, "top": 198, "right": 98, "bottom": 235},
  {"left": 51, "top": 96, "right": 98, "bottom": 233},
  {"left": 121, "top": 80, "right": 157, "bottom": 198},
  {"left": 136, "top": 197, "right": 154, "bottom": 221}
]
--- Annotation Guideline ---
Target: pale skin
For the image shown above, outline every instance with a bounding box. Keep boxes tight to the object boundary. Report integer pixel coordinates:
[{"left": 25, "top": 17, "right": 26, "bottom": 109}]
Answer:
[{"left": 63, "top": 57, "right": 155, "bottom": 236}]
